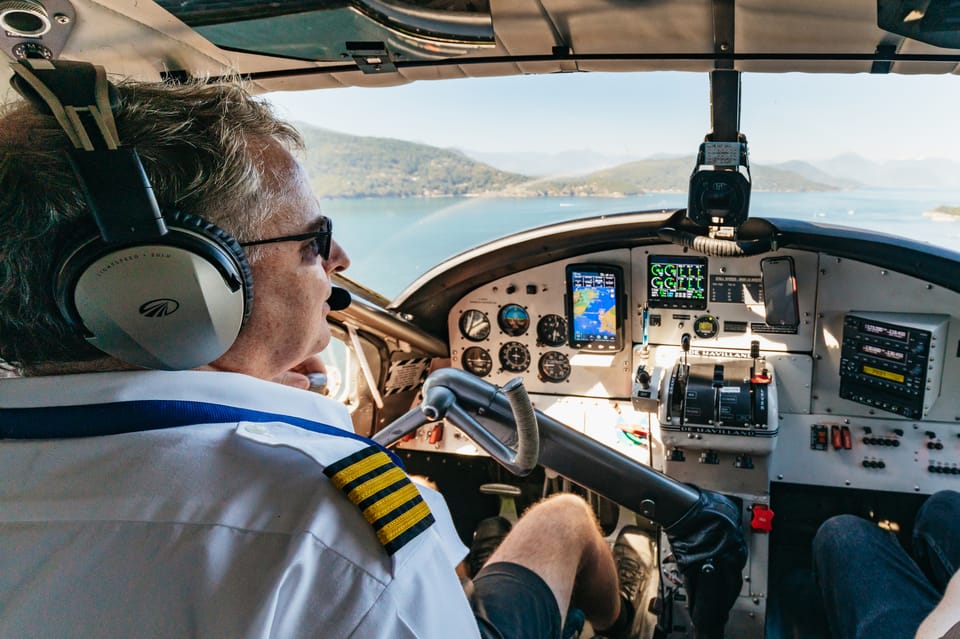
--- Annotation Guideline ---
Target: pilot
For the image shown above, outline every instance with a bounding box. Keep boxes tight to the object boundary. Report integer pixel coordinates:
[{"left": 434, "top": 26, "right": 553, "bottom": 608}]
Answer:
[
  {"left": 813, "top": 490, "right": 960, "bottom": 639},
  {"left": 0, "top": 77, "right": 642, "bottom": 638}
]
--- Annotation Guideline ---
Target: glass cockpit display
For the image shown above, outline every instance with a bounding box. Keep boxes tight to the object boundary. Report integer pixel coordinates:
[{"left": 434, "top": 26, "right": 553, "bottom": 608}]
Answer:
[
  {"left": 565, "top": 264, "right": 623, "bottom": 352},
  {"left": 648, "top": 255, "right": 708, "bottom": 309}
]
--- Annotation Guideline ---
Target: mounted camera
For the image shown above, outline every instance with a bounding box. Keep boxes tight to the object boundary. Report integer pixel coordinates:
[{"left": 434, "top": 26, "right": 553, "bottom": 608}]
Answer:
[{"left": 687, "top": 138, "right": 751, "bottom": 230}]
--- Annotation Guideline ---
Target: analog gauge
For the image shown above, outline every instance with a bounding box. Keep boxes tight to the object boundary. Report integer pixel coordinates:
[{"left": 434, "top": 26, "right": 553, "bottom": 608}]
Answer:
[
  {"left": 538, "top": 351, "right": 571, "bottom": 383},
  {"left": 459, "top": 309, "right": 491, "bottom": 342},
  {"left": 693, "top": 314, "right": 720, "bottom": 339},
  {"left": 461, "top": 347, "right": 493, "bottom": 377},
  {"left": 497, "top": 304, "right": 530, "bottom": 336},
  {"left": 498, "top": 341, "right": 531, "bottom": 373},
  {"left": 536, "top": 314, "right": 567, "bottom": 347}
]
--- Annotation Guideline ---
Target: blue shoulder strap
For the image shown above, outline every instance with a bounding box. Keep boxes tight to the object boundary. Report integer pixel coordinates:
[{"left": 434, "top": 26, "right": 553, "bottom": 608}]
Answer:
[{"left": 0, "top": 400, "right": 402, "bottom": 467}]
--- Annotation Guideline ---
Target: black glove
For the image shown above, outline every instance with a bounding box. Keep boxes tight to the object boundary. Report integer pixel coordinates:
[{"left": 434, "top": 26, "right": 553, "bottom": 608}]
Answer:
[{"left": 665, "top": 489, "right": 748, "bottom": 639}]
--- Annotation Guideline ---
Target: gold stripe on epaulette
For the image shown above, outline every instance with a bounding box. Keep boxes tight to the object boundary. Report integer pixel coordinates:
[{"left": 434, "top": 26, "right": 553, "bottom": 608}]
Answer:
[
  {"left": 327, "top": 450, "right": 393, "bottom": 490},
  {"left": 362, "top": 482, "right": 420, "bottom": 523},
  {"left": 377, "top": 500, "right": 433, "bottom": 546},
  {"left": 324, "top": 445, "right": 435, "bottom": 556},
  {"left": 347, "top": 466, "right": 406, "bottom": 504}
]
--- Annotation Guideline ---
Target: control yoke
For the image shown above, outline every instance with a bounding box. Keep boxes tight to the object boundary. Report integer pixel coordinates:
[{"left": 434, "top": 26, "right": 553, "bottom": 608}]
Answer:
[
  {"left": 375, "top": 370, "right": 541, "bottom": 476},
  {"left": 375, "top": 368, "right": 747, "bottom": 638}
]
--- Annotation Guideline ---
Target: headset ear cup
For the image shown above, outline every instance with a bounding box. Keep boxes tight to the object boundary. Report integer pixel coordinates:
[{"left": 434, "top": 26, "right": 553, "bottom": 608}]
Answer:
[
  {"left": 55, "top": 212, "right": 253, "bottom": 370},
  {"left": 165, "top": 210, "right": 254, "bottom": 324}
]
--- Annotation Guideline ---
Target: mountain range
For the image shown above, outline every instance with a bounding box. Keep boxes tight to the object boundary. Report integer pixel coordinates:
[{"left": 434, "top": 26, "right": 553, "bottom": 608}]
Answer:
[{"left": 296, "top": 125, "right": 960, "bottom": 198}]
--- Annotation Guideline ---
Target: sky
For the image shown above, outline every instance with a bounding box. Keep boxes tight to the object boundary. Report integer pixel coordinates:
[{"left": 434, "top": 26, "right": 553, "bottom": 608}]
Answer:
[{"left": 266, "top": 71, "right": 960, "bottom": 164}]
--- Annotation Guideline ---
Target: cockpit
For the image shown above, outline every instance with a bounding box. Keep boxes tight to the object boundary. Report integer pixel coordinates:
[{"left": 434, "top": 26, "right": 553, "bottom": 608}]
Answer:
[{"left": 1, "top": 1, "right": 959, "bottom": 638}]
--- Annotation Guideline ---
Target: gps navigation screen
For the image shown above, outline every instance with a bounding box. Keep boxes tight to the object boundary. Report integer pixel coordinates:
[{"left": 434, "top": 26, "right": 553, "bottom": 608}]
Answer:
[
  {"left": 565, "top": 264, "right": 623, "bottom": 351},
  {"left": 648, "top": 255, "right": 708, "bottom": 310}
]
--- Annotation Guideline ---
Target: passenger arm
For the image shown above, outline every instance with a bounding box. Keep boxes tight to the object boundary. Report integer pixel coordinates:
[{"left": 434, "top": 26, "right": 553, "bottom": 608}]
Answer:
[{"left": 916, "top": 571, "right": 960, "bottom": 639}]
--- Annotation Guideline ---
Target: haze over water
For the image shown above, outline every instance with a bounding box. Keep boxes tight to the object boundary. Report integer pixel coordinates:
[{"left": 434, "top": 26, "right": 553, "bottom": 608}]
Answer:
[{"left": 324, "top": 189, "right": 960, "bottom": 299}]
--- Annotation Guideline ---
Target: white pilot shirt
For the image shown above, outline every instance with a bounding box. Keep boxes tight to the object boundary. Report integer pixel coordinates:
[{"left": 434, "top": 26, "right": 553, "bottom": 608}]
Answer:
[{"left": 0, "top": 370, "right": 481, "bottom": 639}]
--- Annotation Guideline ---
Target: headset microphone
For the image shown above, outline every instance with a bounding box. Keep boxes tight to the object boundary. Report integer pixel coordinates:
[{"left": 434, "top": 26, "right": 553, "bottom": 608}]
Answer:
[{"left": 328, "top": 287, "right": 351, "bottom": 311}]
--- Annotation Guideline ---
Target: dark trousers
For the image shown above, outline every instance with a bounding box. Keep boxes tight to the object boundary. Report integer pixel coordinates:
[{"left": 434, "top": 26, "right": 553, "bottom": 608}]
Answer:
[{"left": 812, "top": 490, "right": 960, "bottom": 639}]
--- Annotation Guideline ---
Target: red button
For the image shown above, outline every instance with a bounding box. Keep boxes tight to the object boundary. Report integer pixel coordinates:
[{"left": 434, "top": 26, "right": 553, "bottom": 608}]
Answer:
[{"left": 751, "top": 504, "right": 774, "bottom": 533}]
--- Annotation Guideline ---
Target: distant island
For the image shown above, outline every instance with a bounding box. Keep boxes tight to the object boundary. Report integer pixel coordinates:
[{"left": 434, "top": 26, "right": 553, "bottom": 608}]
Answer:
[
  {"left": 297, "top": 124, "right": 838, "bottom": 198},
  {"left": 923, "top": 205, "right": 960, "bottom": 221}
]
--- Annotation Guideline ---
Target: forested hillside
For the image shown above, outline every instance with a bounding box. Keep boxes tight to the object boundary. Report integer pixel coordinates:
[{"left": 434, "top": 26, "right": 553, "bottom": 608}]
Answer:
[{"left": 298, "top": 125, "right": 836, "bottom": 197}]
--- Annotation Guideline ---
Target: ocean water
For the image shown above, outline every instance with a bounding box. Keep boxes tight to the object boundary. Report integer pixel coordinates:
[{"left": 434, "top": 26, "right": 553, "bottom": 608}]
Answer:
[{"left": 321, "top": 189, "right": 960, "bottom": 299}]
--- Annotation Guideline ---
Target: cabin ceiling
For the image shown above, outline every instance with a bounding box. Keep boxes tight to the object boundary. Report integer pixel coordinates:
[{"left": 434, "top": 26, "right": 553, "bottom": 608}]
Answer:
[{"left": 1, "top": 0, "right": 959, "bottom": 97}]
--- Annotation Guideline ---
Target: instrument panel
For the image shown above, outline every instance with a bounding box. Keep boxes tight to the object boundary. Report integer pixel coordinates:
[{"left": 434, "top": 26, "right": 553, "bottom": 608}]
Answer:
[
  {"left": 434, "top": 242, "right": 960, "bottom": 497},
  {"left": 447, "top": 249, "right": 633, "bottom": 399}
]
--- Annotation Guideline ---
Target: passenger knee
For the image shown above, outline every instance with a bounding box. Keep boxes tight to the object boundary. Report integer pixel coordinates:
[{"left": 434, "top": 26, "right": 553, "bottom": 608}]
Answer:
[
  {"left": 916, "top": 490, "right": 960, "bottom": 532},
  {"left": 813, "top": 514, "right": 874, "bottom": 559}
]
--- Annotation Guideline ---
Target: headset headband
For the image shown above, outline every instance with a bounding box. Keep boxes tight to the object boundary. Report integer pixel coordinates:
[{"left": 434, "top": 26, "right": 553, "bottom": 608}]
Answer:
[{"left": 11, "top": 59, "right": 168, "bottom": 243}]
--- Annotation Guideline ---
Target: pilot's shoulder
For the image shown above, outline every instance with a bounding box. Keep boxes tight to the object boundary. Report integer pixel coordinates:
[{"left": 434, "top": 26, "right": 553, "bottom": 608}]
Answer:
[{"left": 237, "top": 422, "right": 444, "bottom": 562}]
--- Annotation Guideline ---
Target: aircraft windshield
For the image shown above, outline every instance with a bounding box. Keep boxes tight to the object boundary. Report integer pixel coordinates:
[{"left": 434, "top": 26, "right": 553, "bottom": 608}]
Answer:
[{"left": 265, "top": 71, "right": 960, "bottom": 299}]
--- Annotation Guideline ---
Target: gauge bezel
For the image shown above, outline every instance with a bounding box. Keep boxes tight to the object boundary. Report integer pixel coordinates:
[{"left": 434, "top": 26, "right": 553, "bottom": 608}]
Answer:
[
  {"left": 498, "top": 341, "right": 531, "bottom": 372},
  {"left": 538, "top": 350, "right": 571, "bottom": 382},
  {"left": 461, "top": 346, "right": 493, "bottom": 377},
  {"left": 693, "top": 314, "right": 720, "bottom": 339},
  {"left": 497, "top": 303, "right": 531, "bottom": 336},
  {"left": 459, "top": 308, "right": 491, "bottom": 342},
  {"left": 536, "top": 313, "right": 567, "bottom": 347}
]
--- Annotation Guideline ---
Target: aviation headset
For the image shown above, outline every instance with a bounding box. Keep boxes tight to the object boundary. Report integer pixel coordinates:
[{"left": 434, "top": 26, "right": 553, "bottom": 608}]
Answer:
[{"left": 10, "top": 59, "right": 254, "bottom": 370}]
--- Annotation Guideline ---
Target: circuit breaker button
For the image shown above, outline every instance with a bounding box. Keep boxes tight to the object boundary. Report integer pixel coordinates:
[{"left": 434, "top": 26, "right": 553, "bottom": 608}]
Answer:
[
  {"left": 831, "top": 425, "right": 843, "bottom": 450},
  {"left": 841, "top": 426, "right": 852, "bottom": 450}
]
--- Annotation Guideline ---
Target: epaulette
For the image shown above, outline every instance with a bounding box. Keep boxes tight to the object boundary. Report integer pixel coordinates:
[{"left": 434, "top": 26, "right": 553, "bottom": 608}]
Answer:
[{"left": 324, "top": 445, "right": 435, "bottom": 555}]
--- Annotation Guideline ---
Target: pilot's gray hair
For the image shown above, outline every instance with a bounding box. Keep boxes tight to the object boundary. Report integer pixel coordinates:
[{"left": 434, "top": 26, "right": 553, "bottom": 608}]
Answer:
[{"left": 0, "top": 80, "right": 303, "bottom": 373}]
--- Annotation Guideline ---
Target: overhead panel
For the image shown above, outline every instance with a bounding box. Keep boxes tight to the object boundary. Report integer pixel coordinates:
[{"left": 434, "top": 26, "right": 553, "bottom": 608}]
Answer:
[{"left": 154, "top": 0, "right": 495, "bottom": 69}]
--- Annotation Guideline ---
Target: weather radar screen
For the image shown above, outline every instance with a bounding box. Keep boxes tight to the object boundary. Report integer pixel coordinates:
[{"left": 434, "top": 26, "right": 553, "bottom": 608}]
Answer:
[
  {"left": 565, "top": 264, "right": 623, "bottom": 352},
  {"left": 647, "top": 255, "right": 708, "bottom": 310}
]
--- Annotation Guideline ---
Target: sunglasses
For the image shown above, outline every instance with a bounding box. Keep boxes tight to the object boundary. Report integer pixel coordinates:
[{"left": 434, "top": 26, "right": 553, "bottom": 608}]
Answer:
[{"left": 239, "top": 216, "right": 332, "bottom": 261}]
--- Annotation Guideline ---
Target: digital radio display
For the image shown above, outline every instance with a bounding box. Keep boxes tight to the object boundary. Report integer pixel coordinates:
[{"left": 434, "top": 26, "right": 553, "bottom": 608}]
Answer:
[
  {"left": 862, "top": 365, "right": 906, "bottom": 384},
  {"left": 859, "top": 343, "right": 906, "bottom": 362},
  {"left": 648, "top": 255, "right": 708, "bottom": 309},
  {"left": 862, "top": 321, "right": 908, "bottom": 342}
]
